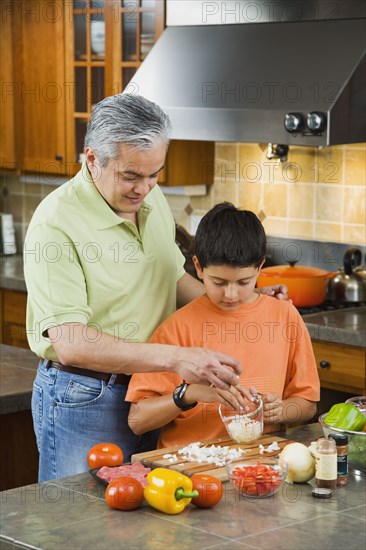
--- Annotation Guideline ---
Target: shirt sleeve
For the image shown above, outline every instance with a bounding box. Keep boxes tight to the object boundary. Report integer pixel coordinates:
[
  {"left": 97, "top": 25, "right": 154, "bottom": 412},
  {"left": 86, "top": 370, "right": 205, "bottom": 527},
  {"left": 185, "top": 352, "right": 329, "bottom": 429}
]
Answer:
[
  {"left": 175, "top": 242, "right": 187, "bottom": 282},
  {"left": 125, "top": 320, "right": 184, "bottom": 403},
  {"left": 282, "top": 309, "right": 320, "bottom": 402},
  {"left": 24, "top": 222, "right": 92, "bottom": 339}
]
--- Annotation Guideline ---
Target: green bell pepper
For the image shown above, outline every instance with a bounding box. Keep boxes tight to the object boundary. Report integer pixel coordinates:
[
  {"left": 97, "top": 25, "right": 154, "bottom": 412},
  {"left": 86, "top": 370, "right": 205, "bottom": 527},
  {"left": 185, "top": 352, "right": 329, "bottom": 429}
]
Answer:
[{"left": 325, "top": 403, "right": 366, "bottom": 432}]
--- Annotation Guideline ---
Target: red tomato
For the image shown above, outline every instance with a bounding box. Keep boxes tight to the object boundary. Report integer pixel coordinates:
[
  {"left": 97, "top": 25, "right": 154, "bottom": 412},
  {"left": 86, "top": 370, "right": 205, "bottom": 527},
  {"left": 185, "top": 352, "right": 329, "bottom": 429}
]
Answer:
[
  {"left": 190, "top": 474, "right": 223, "bottom": 508},
  {"left": 232, "top": 462, "right": 281, "bottom": 497},
  {"left": 87, "top": 443, "right": 123, "bottom": 469},
  {"left": 105, "top": 476, "right": 144, "bottom": 511}
]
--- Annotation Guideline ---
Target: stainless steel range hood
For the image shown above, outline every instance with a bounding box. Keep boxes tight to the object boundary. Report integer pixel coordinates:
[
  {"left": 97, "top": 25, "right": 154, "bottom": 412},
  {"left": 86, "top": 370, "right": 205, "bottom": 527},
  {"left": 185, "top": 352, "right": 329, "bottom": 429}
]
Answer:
[{"left": 130, "top": 19, "right": 366, "bottom": 146}]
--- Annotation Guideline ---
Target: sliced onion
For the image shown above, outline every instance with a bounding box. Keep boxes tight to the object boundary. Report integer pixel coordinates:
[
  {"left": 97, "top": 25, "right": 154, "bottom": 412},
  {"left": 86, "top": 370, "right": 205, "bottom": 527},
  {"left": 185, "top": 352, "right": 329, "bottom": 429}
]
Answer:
[{"left": 279, "top": 442, "right": 315, "bottom": 484}]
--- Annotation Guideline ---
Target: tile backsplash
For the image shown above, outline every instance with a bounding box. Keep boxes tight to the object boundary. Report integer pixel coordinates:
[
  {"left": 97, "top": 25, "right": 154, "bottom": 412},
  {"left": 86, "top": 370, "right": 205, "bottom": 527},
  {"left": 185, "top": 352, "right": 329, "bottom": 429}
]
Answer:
[
  {"left": 1, "top": 142, "right": 365, "bottom": 251},
  {"left": 169, "top": 142, "right": 366, "bottom": 245}
]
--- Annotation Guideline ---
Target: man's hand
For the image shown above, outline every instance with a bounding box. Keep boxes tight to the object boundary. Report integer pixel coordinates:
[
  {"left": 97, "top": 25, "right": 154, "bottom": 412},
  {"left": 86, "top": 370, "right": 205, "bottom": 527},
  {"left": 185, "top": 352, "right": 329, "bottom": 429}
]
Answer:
[
  {"left": 262, "top": 392, "right": 284, "bottom": 423},
  {"left": 256, "top": 284, "right": 290, "bottom": 301},
  {"left": 174, "top": 347, "right": 242, "bottom": 390}
]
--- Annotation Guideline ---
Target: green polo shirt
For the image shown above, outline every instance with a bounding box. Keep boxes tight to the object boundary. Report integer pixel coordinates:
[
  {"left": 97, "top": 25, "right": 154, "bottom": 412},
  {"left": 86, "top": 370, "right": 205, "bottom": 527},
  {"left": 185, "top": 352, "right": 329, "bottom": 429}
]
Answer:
[{"left": 24, "top": 164, "right": 186, "bottom": 360}]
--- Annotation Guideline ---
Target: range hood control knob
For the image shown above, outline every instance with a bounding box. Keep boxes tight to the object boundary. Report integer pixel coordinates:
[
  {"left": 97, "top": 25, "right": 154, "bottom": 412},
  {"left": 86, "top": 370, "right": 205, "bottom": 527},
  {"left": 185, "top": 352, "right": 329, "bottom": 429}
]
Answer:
[
  {"left": 306, "top": 112, "right": 326, "bottom": 134},
  {"left": 284, "top": 113, "right": 304, "bottom": 133}
]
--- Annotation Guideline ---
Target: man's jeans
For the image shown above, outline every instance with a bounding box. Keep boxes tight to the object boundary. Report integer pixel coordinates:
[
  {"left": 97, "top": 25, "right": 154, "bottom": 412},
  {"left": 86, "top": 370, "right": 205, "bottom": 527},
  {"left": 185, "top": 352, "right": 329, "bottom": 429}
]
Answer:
[{"left": 32, "top": 359, "right": 159, "bottom": 482}]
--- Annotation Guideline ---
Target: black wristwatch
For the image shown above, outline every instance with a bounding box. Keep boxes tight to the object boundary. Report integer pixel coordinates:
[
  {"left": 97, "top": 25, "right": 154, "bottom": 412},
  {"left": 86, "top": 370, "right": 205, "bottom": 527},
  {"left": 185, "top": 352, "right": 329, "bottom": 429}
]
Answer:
[{"left": 172, "top": 383, "right": 198, "bottom": 411}]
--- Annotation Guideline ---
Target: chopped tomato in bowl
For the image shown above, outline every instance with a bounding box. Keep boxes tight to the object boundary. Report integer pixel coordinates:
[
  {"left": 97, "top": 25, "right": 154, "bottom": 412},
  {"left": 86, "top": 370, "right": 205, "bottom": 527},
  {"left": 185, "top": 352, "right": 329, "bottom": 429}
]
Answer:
[{"left": 226, "top": 458, "right": 288, "bottom": 498}]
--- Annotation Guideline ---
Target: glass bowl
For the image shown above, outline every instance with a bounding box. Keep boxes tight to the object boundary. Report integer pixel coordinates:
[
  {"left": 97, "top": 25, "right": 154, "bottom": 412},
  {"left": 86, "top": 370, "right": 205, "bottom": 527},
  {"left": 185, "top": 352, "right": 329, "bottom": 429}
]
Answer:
[
  {"left": 226, "top": 457, "right": 288, "bottom": 498},
  {"left": 219, "top": 397, "right": 263, "bottom": 444},
  {"left": 318, "top": 413, "right": 366, "bottom": 475},
  {"left": 345, "top": 395, "right": 366, "bottom": 413}
]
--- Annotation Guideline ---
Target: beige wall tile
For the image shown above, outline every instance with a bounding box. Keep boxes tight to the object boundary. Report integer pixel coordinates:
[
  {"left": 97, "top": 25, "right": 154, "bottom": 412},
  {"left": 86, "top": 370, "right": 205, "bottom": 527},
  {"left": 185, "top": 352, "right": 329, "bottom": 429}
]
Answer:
[
  {"left": 23, "top": 193, "right": 43, "bottom": 224},
  {"left": 315, "top": 146, "right": 344, "bottom": 185},
  {"left": 315, "top": 185, "right": 342, "bottom": 221},
  {"left": 238, "top": 181, "right": 262, "bottom": 213},
  {"left": 343, "top": 186, "right": 366, "bottom": 224},
  {"left": 215, "top": 143, "right": 239, "bottom": 183},
  {"left": 262, "top": 217, "right": 288, "bottom": 237},
  {"left": 346, "top": 143, "right": 366, "bottom": 149},
  {"left": 238, "top": 143, "right": 266, "bottom": 182},
  {"left": 345, "top": 147, "right": 366, "bottom": 186},
  {"left": 212, "top": 178, "right": 237, "bottom": 204},
  {"left": 288, "top": 183, "right": 314, "bottom": 219},
  {"left": 263, "top": 183, "right": 287, "bottom": 217},
  {"left": 343, "top": 225, "right": 366, "bottom": 246},
  {"left": 190, "top": 192, "right": 213, "bottom": 211},
  {"left": 216, "top": 143, "right": 237, "bottom": 162},
  {"left": 314, "top": 222, "right": 341, "bottom": 242},
  {"left": 288, "top": 220, "right": 314, "bottom": 239},
  {"left": 284, "top": 146, "right": 317, "bottom": 184}
]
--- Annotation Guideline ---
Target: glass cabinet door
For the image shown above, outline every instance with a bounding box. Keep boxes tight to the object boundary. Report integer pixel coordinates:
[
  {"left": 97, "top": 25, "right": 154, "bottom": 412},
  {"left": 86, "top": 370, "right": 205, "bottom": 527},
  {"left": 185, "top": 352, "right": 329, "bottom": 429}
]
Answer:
[
  {"left": 65, "top": 0, "right": 165, "bottom": 169},
  {"left": 119, "top": 0, "right": 165, "bottom": 91}
]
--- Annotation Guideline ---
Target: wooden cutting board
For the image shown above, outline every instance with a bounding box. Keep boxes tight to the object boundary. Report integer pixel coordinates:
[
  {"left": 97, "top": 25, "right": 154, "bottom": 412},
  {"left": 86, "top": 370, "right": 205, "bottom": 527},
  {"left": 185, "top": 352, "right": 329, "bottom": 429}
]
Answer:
[{"left": 131, "top": 434, "right": 291, "bottom": 481}]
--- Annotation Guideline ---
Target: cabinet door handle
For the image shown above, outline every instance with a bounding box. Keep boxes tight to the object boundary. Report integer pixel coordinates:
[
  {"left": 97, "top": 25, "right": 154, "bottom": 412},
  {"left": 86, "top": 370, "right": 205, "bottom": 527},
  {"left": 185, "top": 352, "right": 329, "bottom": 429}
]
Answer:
[
  {"left": 319, "top": 360, "right": 330, "bottom": 369},
  {"left": 55, "top": 155, "right": 63, "bottom": 161}
]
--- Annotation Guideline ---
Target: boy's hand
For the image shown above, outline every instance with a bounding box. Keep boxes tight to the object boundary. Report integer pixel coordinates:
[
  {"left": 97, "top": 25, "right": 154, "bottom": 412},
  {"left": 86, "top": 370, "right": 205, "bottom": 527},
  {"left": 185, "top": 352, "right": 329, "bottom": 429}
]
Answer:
[
  {"left": 262, "top": 392, "right": 284, "bottom": 423},
  {"left": 184, "top": 383, "right": 254, "bottom": 412},
  {"left": 256, "top": 284, "right": 291, "bottom": 302}
]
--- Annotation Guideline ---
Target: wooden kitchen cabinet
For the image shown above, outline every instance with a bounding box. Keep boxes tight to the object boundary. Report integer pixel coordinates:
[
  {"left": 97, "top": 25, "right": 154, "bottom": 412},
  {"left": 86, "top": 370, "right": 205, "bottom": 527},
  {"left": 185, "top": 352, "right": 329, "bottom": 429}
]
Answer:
[
  {"left": 12, "top": 0, "right": 66, "bottom": 174},
  {"left": 64, "top": 0, "right": 165, "bottom": 172},
  {"left": 313, "top": 340, "right": 366, "bottom": 394},
  {"left": 1, "top": 289, "right": 28, "bottom": 349},
  {"left": 159, "top": 140, "right": 215, "bottom": 186},
  {"left": 0, "top": 0, "right": 16, "bottom": 169},
  {"left": 3, "top": 1, "right": 211, "bottom": 185}
]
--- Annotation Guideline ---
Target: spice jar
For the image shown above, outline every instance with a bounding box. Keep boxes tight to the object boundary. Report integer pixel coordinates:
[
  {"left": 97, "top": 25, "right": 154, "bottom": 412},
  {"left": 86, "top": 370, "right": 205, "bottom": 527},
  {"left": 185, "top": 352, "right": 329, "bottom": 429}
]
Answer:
[
  {"left": 315, "top": 437, "right": 337, "bottom": 490},
  {"left": 329, "top": 433, "right": 349, "bottom": 486}
]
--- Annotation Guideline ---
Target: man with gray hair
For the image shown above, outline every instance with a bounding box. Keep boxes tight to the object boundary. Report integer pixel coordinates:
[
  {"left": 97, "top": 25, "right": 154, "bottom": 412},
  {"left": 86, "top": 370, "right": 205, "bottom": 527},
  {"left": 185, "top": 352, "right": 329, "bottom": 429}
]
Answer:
[{"left": 24, "top": 94, "right": 286, "bottom": 481}]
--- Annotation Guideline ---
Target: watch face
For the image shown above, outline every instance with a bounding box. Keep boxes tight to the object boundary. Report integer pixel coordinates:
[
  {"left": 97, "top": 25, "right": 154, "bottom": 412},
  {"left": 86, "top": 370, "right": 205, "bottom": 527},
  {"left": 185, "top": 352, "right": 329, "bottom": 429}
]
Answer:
[{"left": 173, "top": 383, "right": 197, "bottom": 411}]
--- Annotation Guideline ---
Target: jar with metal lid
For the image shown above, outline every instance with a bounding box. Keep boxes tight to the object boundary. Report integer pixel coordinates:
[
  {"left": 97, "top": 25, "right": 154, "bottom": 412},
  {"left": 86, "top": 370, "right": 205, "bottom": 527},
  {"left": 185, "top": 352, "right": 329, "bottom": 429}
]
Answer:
[
  {"left": 315, "top": 437, "right": 337, "bottom": 490},
  {"left": 329, "top": 433, "right": 349, "bottom": 486}
]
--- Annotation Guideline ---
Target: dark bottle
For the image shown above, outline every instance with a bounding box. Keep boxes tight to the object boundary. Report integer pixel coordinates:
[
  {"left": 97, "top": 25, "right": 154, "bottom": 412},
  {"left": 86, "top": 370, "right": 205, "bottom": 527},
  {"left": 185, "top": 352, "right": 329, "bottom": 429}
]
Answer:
[{"left": 329, "top": 433, "right": 349, "bottom": 486}]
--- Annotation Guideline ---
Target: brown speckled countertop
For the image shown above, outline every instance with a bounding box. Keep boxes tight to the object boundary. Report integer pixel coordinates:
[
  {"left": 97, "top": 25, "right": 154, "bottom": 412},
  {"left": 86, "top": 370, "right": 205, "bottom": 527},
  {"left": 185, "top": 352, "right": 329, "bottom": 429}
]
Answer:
[
  {"left": 0, "top": 423, "right": 365, "bottom": 550},
  {"left": 303, "top": 307, "right": 366, "bottom": 349},
  {"left": 0, "top": 344, "right": 38, "bottom": 415}
]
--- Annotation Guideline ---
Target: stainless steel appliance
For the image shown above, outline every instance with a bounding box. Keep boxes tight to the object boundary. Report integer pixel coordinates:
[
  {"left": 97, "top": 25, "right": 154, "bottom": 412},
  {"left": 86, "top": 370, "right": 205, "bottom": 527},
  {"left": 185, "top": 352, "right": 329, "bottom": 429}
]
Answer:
[{"left": 129, "top": 1, "right": 366, "bottom": 145}]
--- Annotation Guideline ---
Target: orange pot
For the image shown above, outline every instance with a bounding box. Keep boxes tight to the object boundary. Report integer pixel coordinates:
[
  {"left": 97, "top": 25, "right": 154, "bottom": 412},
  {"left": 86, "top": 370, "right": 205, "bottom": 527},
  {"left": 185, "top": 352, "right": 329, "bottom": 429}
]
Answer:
[{"left": 257, "top": 264, "right": 334, "bottom": 307}]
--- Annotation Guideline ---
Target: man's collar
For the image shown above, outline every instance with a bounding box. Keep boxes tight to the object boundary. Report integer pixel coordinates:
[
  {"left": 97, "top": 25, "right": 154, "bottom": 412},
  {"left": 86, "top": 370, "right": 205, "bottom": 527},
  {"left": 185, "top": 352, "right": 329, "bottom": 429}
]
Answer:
[{"left": 73, "top": 163, "right": 152, "bottom": 231}]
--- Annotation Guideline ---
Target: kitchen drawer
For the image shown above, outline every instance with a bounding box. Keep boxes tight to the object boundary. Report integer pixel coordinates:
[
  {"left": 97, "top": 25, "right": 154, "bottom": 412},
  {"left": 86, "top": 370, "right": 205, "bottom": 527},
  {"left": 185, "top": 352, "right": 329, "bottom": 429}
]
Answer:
[
  {"left": 313, "top": 341, "right": 366, "bottom": 394},
  {"left": 1, "top": 289, "right": 29, "bottom": 349}
]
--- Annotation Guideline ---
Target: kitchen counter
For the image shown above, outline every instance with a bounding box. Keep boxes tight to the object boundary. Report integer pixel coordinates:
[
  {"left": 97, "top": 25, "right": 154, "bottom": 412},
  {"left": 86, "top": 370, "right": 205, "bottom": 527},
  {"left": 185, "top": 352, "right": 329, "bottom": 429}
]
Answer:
[
  {"left": 0, "top": 423, "right": 365, "bottom": 550},
  {"left": 0, "top": 254, "right": 26, "bottom": 292},
  {"left": 303, "top": 307, "right": 366, "bottom": 349},
  {"left": 0, "top": 344, "right": 38, "bottom": 415},
  {"left": 0, "top": 345, "right": 39, "bottom": 490}
]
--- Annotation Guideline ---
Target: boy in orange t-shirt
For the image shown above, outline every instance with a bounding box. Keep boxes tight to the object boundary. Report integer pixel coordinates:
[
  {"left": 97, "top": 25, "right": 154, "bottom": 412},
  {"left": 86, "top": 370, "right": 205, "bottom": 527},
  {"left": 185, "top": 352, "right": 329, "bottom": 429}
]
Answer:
[{"left": 126, "top": 203, "right": 320, "bottom": 448}]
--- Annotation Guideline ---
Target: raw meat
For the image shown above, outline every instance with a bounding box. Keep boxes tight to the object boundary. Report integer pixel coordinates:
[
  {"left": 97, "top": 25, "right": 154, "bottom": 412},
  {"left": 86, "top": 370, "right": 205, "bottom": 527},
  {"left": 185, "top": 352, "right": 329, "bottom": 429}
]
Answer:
[{"left": 97, "top": 462, "right": 151, "bottom": 487}]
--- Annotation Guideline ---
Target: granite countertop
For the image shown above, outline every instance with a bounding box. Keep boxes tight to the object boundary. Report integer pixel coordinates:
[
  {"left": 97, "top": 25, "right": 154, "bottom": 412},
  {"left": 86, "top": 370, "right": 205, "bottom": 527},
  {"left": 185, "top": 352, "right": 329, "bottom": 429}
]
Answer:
[
  {"left": 303, "top": 307, "right": 366, "bottom": 348},
  {"left": 0, "top": 344, "right": 38, "bottom": 415},
  {"left": 0, "top": 255, "right": 26, "bottom": 292},
  {"left": 1, "top": 423, "right": 365, "bottom": 550}
]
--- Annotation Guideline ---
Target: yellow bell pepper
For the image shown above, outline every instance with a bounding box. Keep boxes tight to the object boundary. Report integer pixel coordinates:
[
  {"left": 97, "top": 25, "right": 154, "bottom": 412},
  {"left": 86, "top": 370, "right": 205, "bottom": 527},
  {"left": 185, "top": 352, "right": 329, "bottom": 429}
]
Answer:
[{"left": 143, "top": 468, "right": 199, "bottom": 515}]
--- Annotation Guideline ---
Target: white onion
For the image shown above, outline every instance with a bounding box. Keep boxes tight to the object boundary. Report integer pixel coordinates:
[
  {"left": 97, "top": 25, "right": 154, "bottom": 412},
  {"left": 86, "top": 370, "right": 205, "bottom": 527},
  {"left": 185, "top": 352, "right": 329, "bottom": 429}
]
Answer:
[{"left": 279, "top": 442, "right": 315, "bottom": 484}]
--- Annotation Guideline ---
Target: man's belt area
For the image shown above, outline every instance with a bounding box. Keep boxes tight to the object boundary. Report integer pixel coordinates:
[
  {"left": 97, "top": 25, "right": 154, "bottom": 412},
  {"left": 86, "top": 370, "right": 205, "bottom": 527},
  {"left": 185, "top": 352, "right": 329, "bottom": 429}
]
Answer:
[{"left": 45, "top": 360, "right": 131, "bottom": 385}]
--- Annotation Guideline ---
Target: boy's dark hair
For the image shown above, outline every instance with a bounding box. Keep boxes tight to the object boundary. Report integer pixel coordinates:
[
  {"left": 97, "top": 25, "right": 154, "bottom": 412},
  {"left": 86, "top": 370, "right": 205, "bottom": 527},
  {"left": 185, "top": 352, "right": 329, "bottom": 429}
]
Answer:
[{"left": 194, "top": 202, "right": 266, "bottom": 268}]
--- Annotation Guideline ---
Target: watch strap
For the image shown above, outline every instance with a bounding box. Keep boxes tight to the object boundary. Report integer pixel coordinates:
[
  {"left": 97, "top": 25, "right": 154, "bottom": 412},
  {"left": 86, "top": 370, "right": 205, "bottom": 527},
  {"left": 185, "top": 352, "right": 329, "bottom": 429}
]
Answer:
[{"left": 173, "top": 383, "right": 198, "bottom": 411}]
